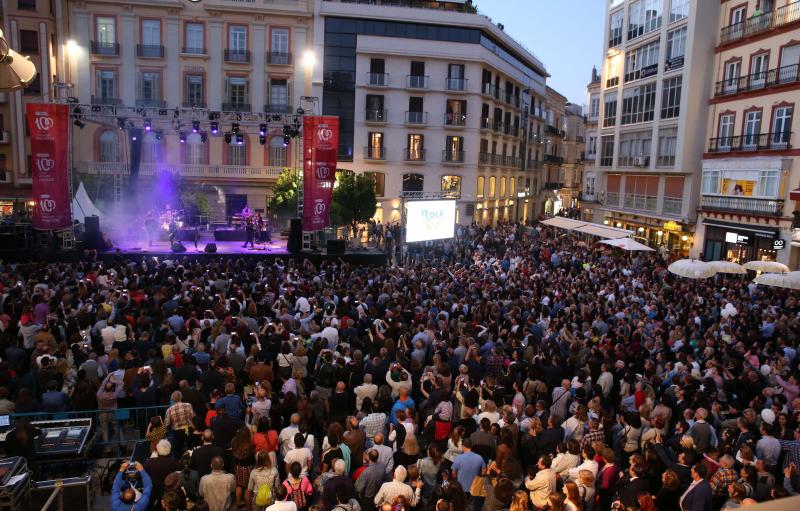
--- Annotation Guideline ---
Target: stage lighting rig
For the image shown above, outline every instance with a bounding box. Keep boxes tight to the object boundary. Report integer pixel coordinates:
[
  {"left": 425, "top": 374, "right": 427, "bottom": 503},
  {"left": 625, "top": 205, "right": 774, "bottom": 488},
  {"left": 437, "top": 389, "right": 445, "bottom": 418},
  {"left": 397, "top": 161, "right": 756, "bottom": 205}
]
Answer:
[
  {"left": 192, "top": 120, "right": 200, "bottom": 133},
  {"left": 231, "top": 123, "right": 240, "bottom": 134},
  {"left": 179, "top": 132, "right": 186, "bottom": 143},
  {"left": 259, "top": 135, "right": 266, "bottom": 145},
  {"left": 210, "top": 122, "right": 219, "bottom": 134},
  {"left": 143, "top": 119, "right": 152, "bottom": 131},
  {"left": 117, "top": 117, "right": 126, "bottom": 129},
  {"left": 259, "top": 123, "right": 267, "bottom": 136},
  {"left": 224, "top": 133, "right": 232, "bottom": 144}
]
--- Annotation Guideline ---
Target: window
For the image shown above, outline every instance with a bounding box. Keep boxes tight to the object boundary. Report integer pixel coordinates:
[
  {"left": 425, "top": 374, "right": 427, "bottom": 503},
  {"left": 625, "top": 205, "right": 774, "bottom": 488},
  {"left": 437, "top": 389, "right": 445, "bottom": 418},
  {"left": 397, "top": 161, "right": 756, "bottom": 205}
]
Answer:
[
  {"left": 186, "top": 23, "right": 204, "bottom": 53},
  {"left": 609, "top": 10, "right": 623, "bottom": 47},
  {"left": 510, "top": 177, "right": 516, "bottom": 196},
  {"left": 600, "top": 135, "right": 614, "bottom": 166},
  {"left": 476, "top": 176, "right": 485, "bottom": 199},
  {"left": 657, "top": 127, "right": 677, "bottom": 166},
  {"left": 370, "top": 58, "right": 385, "bottom": 74},
  {"left": 186, "top": 74, "right": 204, "bottom": 107},
  {"left": 137, "top": 71, "right": 161, "bottom": 104},
  {"left": 621, "top": 82, "right": 656, "bottom": 125},
  {"left": 181, "top": 133, "right": 205, "bottom": 165},
  {"left": 731, "top": 6, "right": 746, "bottom": 26},
  {"left": 96, "top": 70, "right": 117, "bottom": 100},
  {"left": 441, "top": 175, "right": 461, "bottom": 193},
  {"left": 269, "top": 137, "right": 288, "bottom": 167},
  {"left": 759, "top": 170, "right": 779, "bottom": 197},
  {"left": 367, "top": 131, "right": 384, "bottom": 159},
  {"left": 718, "top": 113, "right": 735, "bottom": 146},
  {"left": 142, "top": 20, "right": 160, "bottom": 46},
  {"left": 445, "top": 136, "right": 464, "bottom": 160},
  {"left": 141, "top": 131, "right": 162, "bottom": 164},
  {"left": 446, "top": 99, "right": 467, "bottom": 125},
  {"left": 701, "top": 170, "right": 721, "bottom": 194},
  {"left": 96, "top": 16, "right": 116, "bottom": 43},
  {"left": 99, "top": 130, "right": 119, "bottom": 162},
  {"left": 587, "top": 136, "right": 597, "bottom": 158},
  {"left": 661, "top": 76, "right": 682, "bottom": 119},
  {"left": 226, "top": 77, "right": 248, "bottom": 105},
  {"left": 402, "top": 174, "right": 424, "bottom": 193},
  {"left": 772, "top": 106, "right": 793, "bottom": 145},
  {"left": 269, "top": 79, "right": 289, "bottom": 109},
  {"left": 669, "top": 0, "right": 689, "bottom": 22},
  {"left": 665, "top": 27, "right": 686, "bottom": 70},
  {"left": 603, "top": 92, "right": 617, "bottom": 127},
  {"left": 18, "top": 0, "right": 36, "bottom": 10},
  {"left": 590, "top": 97, "right": 600, "bottom": 118},
  {"left": 448, "top": 63, "right": 464, "bottom": 79},
  {"left": 498, "top": 177, "right": 506, "bottom": 197},
  {"left": 366, "top": 94, "right": 385, "bottom": 122},
  {"left": 229, "top": 26, "right": 247, "bottom": 51},
  {"left": 271, "top": 28, "right": 289, "bottom": 54},
  {"left": 364, "top": 172, "right": 385, "bottom": 197},
  {"left": 227, "top": 136, "right": 247, "bottom": 166},
  {"left": 628, "top": 0, "right": 662, "bottom": 40},
  {"left": 750, "top": 53, "right": 769, "bottom": 88},
  {"left": 19, "top": 30, "right": 39, "bottom": 54},
  {"left": 407, "top": 134, "right": 424, "bottom": 160},
  {"left": 743, "top": 110, "right": 762, "bottom": 146},
  {"left": 624, "top": 41, "right": 659, "bottom": 82},
  {"left": 489, "top": 176, "right": 496, "bottom": 197},
  {"left": 585, "top": 176, "right": 596, "bottom": 196},
  {"left": 723, "top": 60, "right": 741, "bottom": 93},
  {"left": 618, "top": 130, "right": 652, "bottom": 167}
]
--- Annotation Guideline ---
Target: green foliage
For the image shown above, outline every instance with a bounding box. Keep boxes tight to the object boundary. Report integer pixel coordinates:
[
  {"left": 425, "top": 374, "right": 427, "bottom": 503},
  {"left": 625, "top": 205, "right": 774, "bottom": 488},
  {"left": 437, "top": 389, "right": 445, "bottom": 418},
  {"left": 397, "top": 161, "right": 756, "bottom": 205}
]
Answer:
[
  {"left": 331, "top": 171, "right": 377, "bottom": 226},
  {"left": 268, "top": 168, "right": 299, "bottom": 213},
  {"left": 464, "top": 0, "right": 478, "bottom": 13},
  {"left": 180, "top": 189, "right": 210, "bottom": 219}
]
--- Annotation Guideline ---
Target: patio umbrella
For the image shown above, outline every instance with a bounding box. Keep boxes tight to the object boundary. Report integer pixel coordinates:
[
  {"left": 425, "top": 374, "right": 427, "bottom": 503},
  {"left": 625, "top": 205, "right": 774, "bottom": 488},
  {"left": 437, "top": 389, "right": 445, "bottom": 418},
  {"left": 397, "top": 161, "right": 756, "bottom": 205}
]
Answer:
[
  {"left": 753, "top": 271, "right": 800, "bottom": 290},
  {"left": 743, "top": 260, "right": 790, "bottom": 274},
  {"left": 599, "top": 238, "right": 654, "bottom": 251},
  {"left": 707, "top": 261, "right": 747, "bottom": 274},
  {"left": 668, "top": 259, "right": 716, "bottom": 279}
]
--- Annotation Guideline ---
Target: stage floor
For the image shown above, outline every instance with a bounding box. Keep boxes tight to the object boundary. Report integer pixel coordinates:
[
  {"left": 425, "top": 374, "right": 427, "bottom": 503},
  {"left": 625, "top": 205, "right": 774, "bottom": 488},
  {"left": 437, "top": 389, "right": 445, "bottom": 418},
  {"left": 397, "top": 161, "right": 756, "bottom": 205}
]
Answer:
[{"left": 109, "top": 239, "right": 289, "bottom": 256}]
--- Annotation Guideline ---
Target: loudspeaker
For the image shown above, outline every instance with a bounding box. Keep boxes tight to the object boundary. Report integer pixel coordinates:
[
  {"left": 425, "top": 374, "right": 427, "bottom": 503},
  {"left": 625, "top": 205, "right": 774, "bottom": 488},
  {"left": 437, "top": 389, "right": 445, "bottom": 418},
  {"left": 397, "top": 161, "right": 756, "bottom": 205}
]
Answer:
[
  {"left": 288, "top": 218, "right": 302, "bottom": 254},
  {"left": 204, "top": 243, "right": 217, "bottom": 253},
  {"left": 83, "top": 215, "right": 103, "bottom": 250},
  {"left": 171, "top": 241, "right": 187, "bottom": 253},
  {"left": 326, "top": 239, "right": 346, "bottom": 255},
  {"left": 84, "top": 215, "right": 100, "bottom": 233}
]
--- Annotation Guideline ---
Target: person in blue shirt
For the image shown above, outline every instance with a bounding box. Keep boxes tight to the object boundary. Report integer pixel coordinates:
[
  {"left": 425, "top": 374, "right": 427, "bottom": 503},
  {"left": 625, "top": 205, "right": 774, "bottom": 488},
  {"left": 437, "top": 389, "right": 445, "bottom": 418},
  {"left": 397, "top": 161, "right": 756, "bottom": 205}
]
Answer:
[
  {"left": 215, "top": 383, "right": 245, "bottom": 419},
  {"left": 451, "top": 438, "right": 486, "bottom": 496},
  {"left": 41, "top": 380, "right": 70, "bottom": 412},
  {"left": 112, "top": 462, "right": 152, "bottom": 511},
  {"left": 390, "top": 387, "right": 415, "bottom": 426}
]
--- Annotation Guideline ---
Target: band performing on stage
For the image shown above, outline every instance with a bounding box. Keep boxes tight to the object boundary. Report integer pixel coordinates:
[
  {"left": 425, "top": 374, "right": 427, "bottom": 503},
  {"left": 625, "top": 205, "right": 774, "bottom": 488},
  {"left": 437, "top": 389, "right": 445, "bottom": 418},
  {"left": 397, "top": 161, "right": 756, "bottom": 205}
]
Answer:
[{"left": 142, "top": 204, "right": 271, "bottom": 249}]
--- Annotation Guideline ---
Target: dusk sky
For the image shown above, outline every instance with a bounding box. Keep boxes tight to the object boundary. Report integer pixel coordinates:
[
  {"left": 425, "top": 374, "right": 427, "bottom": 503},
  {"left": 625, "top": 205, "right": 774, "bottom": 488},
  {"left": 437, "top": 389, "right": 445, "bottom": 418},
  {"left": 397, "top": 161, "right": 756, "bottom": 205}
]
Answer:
[{"left": 480, "top": 0, "right": 606, "bottom": 107}]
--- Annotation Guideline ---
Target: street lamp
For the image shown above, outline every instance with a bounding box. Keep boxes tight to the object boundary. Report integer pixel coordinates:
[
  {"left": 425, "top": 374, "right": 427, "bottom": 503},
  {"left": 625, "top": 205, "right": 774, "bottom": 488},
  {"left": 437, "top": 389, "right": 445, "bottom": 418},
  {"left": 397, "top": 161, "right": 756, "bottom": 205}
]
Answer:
[{"left": 303, "top": 50, "right": 316, "bottom": 70}]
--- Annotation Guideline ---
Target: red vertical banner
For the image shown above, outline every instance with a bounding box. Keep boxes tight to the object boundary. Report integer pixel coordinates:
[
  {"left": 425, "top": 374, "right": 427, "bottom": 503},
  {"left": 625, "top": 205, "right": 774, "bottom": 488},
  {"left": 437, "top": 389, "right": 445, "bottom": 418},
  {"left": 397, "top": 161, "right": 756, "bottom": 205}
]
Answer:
[
  {"left": 25, "top": 103, "right": 71, "bottom": 230},
  {"left": 302, "top": 116, "right": 339, "bottom": 231}
]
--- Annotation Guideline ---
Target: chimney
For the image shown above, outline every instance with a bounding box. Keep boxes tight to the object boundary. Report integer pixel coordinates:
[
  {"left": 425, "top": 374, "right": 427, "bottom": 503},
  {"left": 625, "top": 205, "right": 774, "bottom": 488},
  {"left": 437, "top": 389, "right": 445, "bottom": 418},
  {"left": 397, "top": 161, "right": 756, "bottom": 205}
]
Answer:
[{"left": 591, "top": 66, "right": 599, "bottom": 83}]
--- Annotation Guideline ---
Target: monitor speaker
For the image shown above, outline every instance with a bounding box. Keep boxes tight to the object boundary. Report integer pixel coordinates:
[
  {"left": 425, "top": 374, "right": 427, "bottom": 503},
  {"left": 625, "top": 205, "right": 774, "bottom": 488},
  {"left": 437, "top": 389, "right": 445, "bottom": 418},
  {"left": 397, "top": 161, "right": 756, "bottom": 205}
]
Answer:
[
  {"left": 204, "top": 243, "right": 217, "bottom": 253},
  {"left": 288, "top": 218, "right": 302, "bottom": 254},
  {"left": 82, "top": 215, "right": 103, "bottom": 250},
  {"left": 326, "top": 239, "right": 346, "bottom": 255},
  {"left": 171, "top": 241, "right": 187, "bottom": 253}
]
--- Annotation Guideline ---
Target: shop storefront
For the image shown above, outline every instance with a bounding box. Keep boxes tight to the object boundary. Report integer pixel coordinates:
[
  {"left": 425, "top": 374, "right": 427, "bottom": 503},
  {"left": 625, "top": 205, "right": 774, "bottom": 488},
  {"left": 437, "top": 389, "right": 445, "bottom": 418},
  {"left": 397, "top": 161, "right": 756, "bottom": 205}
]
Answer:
[
  {"left": 604, "top": 215, "right": 693, "bottom": 256},
  {"left": 702, "top": 220, "right": 780, "bottom": 263}
]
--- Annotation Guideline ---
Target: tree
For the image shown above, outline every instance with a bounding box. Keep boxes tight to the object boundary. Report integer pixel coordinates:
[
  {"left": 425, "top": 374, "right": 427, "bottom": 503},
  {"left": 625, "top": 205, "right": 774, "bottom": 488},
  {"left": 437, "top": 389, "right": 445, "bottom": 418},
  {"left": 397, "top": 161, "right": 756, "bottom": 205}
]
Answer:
[
  {"left": 331, "top": 171, "right": 377, "bottom": 229},
  {"left": 180, "top": 189, "right": 210, "bottom": 221},
  {"left": 268, "top": 168, "right": 299, "bottom": 214}
]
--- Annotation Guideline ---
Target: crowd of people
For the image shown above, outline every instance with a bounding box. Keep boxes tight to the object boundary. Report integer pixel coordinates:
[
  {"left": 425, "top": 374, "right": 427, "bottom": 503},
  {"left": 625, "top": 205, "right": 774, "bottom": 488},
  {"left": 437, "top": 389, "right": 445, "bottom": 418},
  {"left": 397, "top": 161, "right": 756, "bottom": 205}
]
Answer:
[{"left": 1, "top": 220, "right": 799, "bottom": 511}]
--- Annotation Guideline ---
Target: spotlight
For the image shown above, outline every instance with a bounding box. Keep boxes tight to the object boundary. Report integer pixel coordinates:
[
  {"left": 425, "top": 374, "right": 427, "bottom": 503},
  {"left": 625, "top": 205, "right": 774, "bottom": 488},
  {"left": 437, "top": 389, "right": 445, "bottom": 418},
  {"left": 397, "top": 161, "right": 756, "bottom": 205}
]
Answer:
[
  {"left": 231, "top": 123, "right": 240, "bottom": 134},
  {"left": 259, "top": 123, "right": 267, "bottom": 136},
  {"left": 155, "top": 130, "right": 162, "bottom": 140},
  {"left": 72, "top": 106, "right": 82, "bottom": 115},
  {"left": 73, "top": 119, "right": 85, "bottom": 129},
  {"left": 158, "top": 109, "right": 168, "bottom": 116},
  {"left": 131, "top": 133, "right": 137, "bottom": 141},
  {"left": 200, "top": 133, "right": 208, "bottom": 144},
  {"left": 235, "top": 133, "right": 244, "bottom": 145},
  {"left": 179, "top": 132, "right": 186, "bottom": 143},
  {"left": 282, "top": 125, "right": 291, "bottom": 136},
  {"left": 117, "top": 117, "right": 126, "bottom": 129},
  {"left": 192, "top": 120, "right": 200, "bottom": 133},
  {"left": 293, "top": 116, "right": 300, "bottom": 126},
  {"left": 296, "top": 107, "right": 305, "bottom": 115},
  {"left": 144, "top": 119, "right": 152, "bottom": 131},
  {"left": 67, "top": 96, "right": 79, "bottom": 104},
  {"left": 283, "top": 135, "right": 290, "bottom": 147},
  {"left": 210, "top": 122, "right": 219, "bottom": 134},
  {"left": 259, "top": 135, "right": 266, "bottom": 145},
  {"left": 208, "top": 112, "right": 220, "bottom": 120},
  {"left": 224, "top": 133, "right": 232, "bottom": 144}
]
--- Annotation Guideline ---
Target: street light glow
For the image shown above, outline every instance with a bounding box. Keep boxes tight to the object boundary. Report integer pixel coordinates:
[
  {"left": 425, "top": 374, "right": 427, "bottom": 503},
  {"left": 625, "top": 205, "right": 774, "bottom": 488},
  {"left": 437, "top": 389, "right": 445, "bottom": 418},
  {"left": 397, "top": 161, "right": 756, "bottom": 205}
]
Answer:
[{"left": 303, "top": 49, "right": 316, "bottom": 69}]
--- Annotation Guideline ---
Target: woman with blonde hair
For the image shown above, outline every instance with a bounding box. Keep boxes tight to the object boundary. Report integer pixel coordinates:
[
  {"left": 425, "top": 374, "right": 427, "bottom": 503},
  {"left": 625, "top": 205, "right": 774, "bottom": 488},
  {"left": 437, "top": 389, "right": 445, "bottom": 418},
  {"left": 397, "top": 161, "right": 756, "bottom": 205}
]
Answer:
[
  {"left": 394, "top": 434, "right": 420, "bottom": 467},
  {"left": 577, "top": 470, "right": 595, "bottom": 511},
  {"left": 563, "top": 481, "right": 583, "bottom": 511},
  {"left": 509, "top": 490, "right": 530, "bottom": 511}
]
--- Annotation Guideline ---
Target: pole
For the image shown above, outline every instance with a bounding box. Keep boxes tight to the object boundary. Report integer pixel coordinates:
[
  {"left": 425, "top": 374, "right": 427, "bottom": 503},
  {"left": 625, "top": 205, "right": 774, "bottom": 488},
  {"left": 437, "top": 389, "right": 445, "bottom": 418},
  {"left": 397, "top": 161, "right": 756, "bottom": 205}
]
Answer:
[
  {"left": 40, "top": 484, "right": 62, "bottom": 511},
  {"left": 399, "top": 195, "right": 405, "bottom": 266}
]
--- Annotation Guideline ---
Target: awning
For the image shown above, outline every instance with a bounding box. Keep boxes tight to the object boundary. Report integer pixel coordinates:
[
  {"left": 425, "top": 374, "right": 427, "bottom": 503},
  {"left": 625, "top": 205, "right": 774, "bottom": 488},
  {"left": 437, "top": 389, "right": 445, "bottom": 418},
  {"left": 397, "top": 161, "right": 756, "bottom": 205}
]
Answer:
[
  {"left": 540, "top": 217, "right": 587, "bottom": 230},
  {"left": 600, "top": 237, "right": 655, "bottom": 251},
  {"left": 573, "top": 224, "right": 634, "bottom": 239},
  {"left": 790, "top": 188, "right": 800, "bottom": 201},
  {"left": 703, "top": 218, "right": 778, "bottom": 237}
]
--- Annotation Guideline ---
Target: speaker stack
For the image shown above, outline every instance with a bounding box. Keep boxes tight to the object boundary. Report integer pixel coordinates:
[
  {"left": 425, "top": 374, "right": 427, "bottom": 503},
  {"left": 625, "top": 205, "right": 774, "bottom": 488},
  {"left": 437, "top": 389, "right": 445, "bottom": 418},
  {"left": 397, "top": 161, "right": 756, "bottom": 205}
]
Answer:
[{"left": 288, "top": 218, "right": 302, "bottom": 254}]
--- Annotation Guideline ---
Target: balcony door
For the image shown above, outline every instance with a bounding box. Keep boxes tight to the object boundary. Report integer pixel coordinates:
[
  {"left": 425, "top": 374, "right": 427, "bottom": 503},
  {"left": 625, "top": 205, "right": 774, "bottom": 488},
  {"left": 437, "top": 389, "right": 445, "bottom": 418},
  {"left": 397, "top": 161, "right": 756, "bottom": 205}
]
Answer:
[
  {"left": 749, "top": 53, "right": 769, "bottom": 89},
  {"left": 96, "top": 17, "right": 115, "bottom": 44},
  {"left": 743, "top": 110, "right": 762, "bottom": 148},
  {"left": 772, "top": 106, "right": 793, "bottom": 147},
  {"left": 780, "top": 44, "right": 800, "bottom": 83},
  {"left": 718, "top": 114, "right": 735, "bottom": 148},
  {"left": 142, "top": 20, "right": 160, "bottom": 47},
  {"left": 723, "top": 60, "right": 740, "bottom": 93}
]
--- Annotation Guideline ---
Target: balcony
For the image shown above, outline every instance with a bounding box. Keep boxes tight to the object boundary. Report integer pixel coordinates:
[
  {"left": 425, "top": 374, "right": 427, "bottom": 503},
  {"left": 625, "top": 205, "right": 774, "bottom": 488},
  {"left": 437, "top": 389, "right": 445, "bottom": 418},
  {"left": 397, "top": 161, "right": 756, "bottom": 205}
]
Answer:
[
  {"left": 545, "top": 125, "right": 563, "bottom": 137},
  {"left": 77, "top": 162, "right": 284, "bottom": 180},
  {"left": 480, "top": 117, "right": 493, "bottom": 130},
  {"left": 543, "top": 182, "right": 564, "bottom": 190},
  {"left": 543, "top": 154, "right": 564, "bottom": 164},
  {"left": 442, "top": 150, "right": 465, "bottom": 163},
  {"left": 91, "top": 95, "right": 122, "bottom": 106},
  {"left": 366, "top": 73, "right": 389, "bottom": 87},
  {"left": 493, "top": 120, "right": 506, "bottom": 133},
  {"left": 510, "top": 126, "right": 520, "bottom": 137},
  {"left": 707, "top": 132, "right": 792, "bottom": 153},
  {"left": 183, "top": 101, "right": 207, "bottom": 109},
  {"left": 404, "top": 111, "right": 427, "bottom": 125},
  {"left": 663, "top": 197, "right": 683, "bottom": 216},
  {"left": 182, "top": 47, "right": 207, "bottom": 55},
  {"left": 526, "top": 159, "right": 542, "bottom": 170},
  {"left": 719, "top": 1, "right": 800, "bottom": 46},
  {"left": 503, "top": 156, "right": 522, "bottom": 169},
  {"left": 365, "top": 109, "right": 388, "bottom": 123},
  {"left": 714, "top": 64, "right": 799, "bottom": 97},
  {"left": 404, "top": 148, "right": 425, "bottom": 162},
  {"left": 364, "top": 147, "right": 386, "bottom": 161},
  {"left": 266, "top": 52, "right": 292, "bottom": 65},
  {"left": 224, "top": 49, "right": 250, "bottom": 63},
  {"left": 0, "top": 131, "right": 8, "bottom": 144},
  {"left": 479, "top": 152, "right": 492, "bottom": 165},
  {"left": 406, "top": 75, "right": 429, "bottom": 89},
  {"left": 445, "top": 77, "right": 468, "bottom": 92},
  {"left": 623, "top": 193, "right": 657, "bottom": 212},
  {"left": 605, "top": 192, "right": 620, "bottom": 206},
  {"left": 482, "top": 83, "right": 498, "bottom": 97},
  {"left": 136, "top": 44, "right": 164, "bottom": 58},
  {"left": 91, "top": 41, "right": 120, "bottom": 56},
  {"left": 222, "top": 102, "right": 251, "bottom": 112},
  {"left": 444, "top": 113, "right": 466, "bottom": 127},
  {"left": 700, "top": 195, "right": 783, "bottom": 216},
  {"left": 265, "top": 104, "right": 293, "bottom": 114},
  {"left": 136, "top": 98, "right": 166, "bottom": 108}
]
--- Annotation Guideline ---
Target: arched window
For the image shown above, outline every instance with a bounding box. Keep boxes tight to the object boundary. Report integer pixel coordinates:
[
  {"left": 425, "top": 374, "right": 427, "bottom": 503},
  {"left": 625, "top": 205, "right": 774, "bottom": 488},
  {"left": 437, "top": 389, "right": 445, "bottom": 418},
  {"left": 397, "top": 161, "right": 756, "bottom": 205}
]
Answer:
[
  {"left": 98, "top": 130, "right": 119, "bottom": 162},
  {"left": 269, "top": 137, "right": 288, "bottom": 167},
  {"left": 227, "top": 135, "right": 247, "bottom": 166},
  {"left": 141, "top": 131, "right": 162, "bottom": 163},
  {"left": 183, "top": 132, "right": 206, "bottom": 165},
  {"left": 476, "top": 176, "right": 485, "bottom": 199}
]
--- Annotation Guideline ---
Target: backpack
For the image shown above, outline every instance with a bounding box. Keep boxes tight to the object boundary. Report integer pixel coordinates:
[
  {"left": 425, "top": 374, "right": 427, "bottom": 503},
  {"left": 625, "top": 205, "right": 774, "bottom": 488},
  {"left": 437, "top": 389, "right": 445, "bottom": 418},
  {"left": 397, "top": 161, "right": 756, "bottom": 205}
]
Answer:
[
  {"left": 255, "top": 483, "right": 273, "bottom": 507},
  {"left": 284, "top": 479, "right": 307, "bottom": 510}
]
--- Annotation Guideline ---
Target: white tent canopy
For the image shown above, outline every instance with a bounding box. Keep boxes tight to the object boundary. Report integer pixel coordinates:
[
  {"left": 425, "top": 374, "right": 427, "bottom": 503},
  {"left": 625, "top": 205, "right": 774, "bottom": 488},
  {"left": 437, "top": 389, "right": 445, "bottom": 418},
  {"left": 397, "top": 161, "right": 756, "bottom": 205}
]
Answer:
[
  {"left": 72, "top": 182, "right": 104, "bottom": 224},
  {"left": 600, "top": 237, "right": 654, "bottom": 251},
  {"left": 539, "top": 217, "right": 635, "bottom": 240},
  {"left": 539, "top": 217, "right": 587, "bottom": 230}
]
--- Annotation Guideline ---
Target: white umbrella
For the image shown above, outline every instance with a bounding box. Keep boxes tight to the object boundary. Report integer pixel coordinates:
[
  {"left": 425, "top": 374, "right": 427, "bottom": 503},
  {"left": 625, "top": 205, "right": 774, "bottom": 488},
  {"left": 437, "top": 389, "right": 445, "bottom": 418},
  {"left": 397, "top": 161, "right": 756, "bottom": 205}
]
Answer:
[
  {"left": 599, "top": 237, "right": 654, "bottom": 251},
  {"left": 743, "top": 260, "right": 790, "bottom": 274},
  {"left": 753, "top": 271, "right": 800, "bottom": 290},
  {"left": 668, "top": 259, "right": 716, "bottom": 279},
  {"left": 707, "top": 261, "right": 747, "bottom": 274}
]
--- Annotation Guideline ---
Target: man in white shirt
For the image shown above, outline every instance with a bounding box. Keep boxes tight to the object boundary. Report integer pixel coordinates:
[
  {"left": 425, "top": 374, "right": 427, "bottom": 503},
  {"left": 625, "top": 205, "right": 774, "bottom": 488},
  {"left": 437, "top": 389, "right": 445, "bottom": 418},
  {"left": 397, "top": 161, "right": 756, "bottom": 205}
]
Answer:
[
  {"left": 278, "top": 413, "right": 301, "bottom": 457},
  {"left": 283, "top": 433, "right": 313, "bottom": 477},
  {"left": 597, "top": 364, "right": 614, "bottom": 398},
  {"left": 526, "top": 455, "right": 557, "bottom": 509},
  {"left": 354, "top": 374, "right": 378, "bottom": 411}
]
